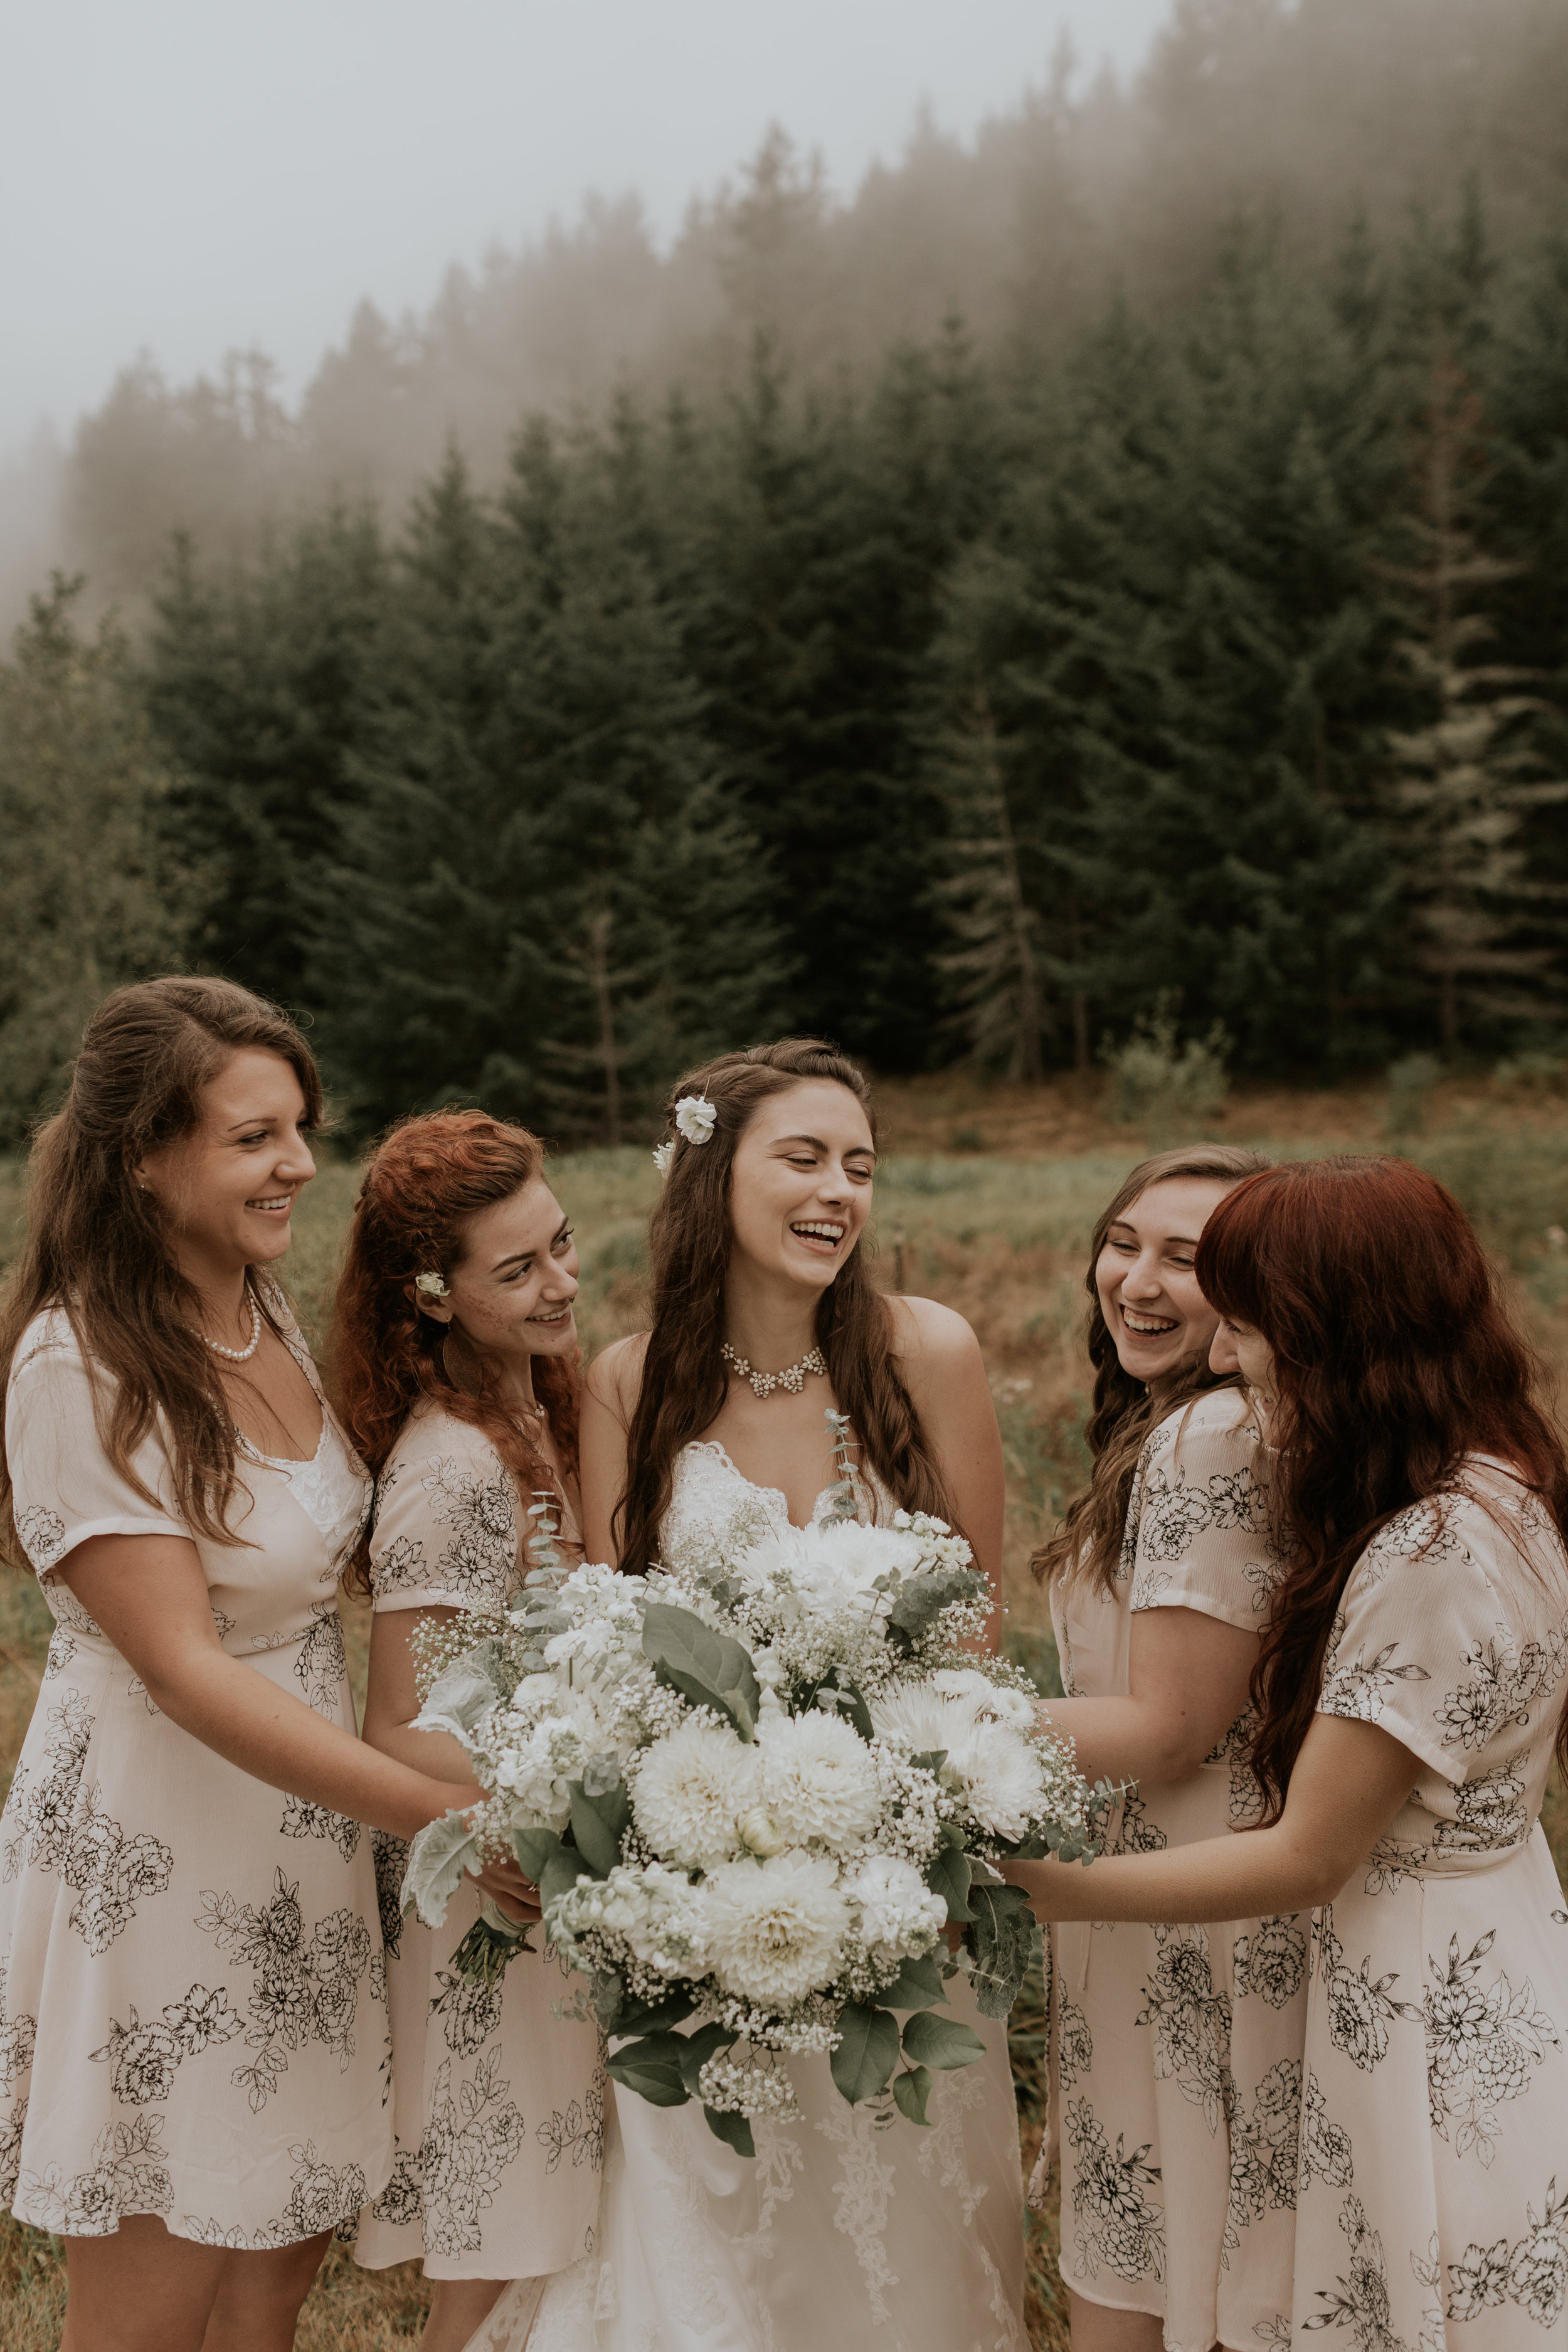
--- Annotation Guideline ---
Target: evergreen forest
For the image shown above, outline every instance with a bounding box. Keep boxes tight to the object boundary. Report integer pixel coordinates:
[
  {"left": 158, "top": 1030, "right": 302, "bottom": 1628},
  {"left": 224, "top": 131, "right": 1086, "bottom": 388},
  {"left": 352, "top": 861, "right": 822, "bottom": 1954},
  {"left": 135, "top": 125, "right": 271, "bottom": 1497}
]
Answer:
[{"left": 4, "top": 0, "right": 1568, "bottom": 1143}]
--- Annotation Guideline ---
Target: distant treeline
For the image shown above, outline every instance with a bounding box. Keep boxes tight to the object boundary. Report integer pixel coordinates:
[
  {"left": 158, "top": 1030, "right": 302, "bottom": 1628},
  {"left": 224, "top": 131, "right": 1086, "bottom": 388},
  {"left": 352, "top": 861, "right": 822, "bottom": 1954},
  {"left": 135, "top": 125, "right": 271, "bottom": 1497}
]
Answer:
[{"left": 2, "top": 0, "right": 1567, "bottom": 1144}]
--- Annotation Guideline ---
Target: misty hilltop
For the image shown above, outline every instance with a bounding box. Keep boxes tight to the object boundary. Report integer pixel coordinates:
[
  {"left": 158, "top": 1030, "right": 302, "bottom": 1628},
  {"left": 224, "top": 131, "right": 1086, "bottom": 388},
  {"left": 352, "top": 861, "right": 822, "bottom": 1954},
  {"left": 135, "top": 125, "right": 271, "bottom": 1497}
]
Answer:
[{"left": 25, "top": 0, "right": 1568, "bottom": 614}]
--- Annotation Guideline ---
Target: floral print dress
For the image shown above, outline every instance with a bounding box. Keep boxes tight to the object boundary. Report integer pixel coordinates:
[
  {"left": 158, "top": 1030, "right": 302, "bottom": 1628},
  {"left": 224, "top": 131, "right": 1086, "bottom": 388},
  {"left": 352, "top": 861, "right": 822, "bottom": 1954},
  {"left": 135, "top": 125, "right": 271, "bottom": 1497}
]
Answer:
[
  {"left": 0, "top": 1296, "right": 391, "bottom": 2246},
  {"left": 1291, "top": 1463, "right": 1568, "bottom": 2351},
  {"left": 354, "top": 1403, "right": 605, "bottom": 2283},
  {"left": 1044, "top": 1387, "right": 1306, "bottom": 2352}
]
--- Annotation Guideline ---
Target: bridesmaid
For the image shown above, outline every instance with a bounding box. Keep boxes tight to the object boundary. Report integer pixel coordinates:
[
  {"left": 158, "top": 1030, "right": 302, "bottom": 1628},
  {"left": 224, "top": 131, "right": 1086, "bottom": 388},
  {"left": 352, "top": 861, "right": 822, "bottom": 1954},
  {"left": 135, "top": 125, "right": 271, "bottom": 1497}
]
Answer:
[
  {"left": 0, "top": 977, "right": 480, "bottom": 2352},
  {"left": 1029, "top": 1146, "right": 1308, "bottom": 2352},
  {"left": 1005, "top": 1155, "right": 1568, "bottom": 2352},
  {"left": 337, "top": 1112, "right": 604, "bottom": 2352}
]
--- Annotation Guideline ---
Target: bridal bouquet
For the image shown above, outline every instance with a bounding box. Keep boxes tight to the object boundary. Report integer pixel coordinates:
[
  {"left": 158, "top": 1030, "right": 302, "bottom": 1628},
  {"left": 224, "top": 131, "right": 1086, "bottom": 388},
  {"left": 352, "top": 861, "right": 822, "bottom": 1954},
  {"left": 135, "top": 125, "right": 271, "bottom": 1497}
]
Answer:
[{"left": 402, "top": 1452, "right": 1106, "bottom": 2156}]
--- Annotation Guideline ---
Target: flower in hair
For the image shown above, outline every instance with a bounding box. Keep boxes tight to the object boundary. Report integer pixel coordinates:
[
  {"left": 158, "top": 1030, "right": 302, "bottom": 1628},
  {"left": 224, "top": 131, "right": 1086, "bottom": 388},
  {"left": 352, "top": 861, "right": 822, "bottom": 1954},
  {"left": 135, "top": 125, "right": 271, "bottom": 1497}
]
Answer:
[
  {"left": 674, "top": 1094, "right": 717, "bottom": 1145},
  {"left": 652, "top": 1140, "right": 675, "bottom": 1177},
  {"left": 414, "top": 1270, "right": 450, "bottom": 1299}
]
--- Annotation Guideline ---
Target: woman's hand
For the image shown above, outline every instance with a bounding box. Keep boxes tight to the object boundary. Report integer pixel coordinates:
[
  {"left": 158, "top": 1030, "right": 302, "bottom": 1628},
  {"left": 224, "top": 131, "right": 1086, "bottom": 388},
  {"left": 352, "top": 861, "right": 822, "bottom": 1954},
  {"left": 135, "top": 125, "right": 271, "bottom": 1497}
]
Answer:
[{"left": 474, "top": 1851, "right": 543, "bottom": 1925}]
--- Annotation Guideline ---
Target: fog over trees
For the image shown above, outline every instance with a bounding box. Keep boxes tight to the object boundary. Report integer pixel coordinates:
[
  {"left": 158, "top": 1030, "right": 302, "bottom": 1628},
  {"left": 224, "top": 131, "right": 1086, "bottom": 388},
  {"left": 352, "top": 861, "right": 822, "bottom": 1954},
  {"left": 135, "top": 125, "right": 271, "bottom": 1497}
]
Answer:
[{"left": 3, "top": 0, "right": 1567, "bottom": 1140}]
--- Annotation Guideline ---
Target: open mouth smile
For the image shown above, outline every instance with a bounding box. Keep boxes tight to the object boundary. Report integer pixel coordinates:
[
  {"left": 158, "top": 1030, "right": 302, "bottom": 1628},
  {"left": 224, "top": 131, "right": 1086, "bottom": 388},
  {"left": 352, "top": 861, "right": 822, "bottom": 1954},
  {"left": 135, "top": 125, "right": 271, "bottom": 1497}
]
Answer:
[
  {"left": 791, "top": 1221, "right": 846, "bottom": 1254},
  {"left": 246, "top": 1194, "right": 294, "bottom": 1214},
  {"left": 529, "top": 1306, "right": 573, "bottom": 1328},
  {"left": 1121, "top": 1306, "right": 1180, "bottom": 1337}
]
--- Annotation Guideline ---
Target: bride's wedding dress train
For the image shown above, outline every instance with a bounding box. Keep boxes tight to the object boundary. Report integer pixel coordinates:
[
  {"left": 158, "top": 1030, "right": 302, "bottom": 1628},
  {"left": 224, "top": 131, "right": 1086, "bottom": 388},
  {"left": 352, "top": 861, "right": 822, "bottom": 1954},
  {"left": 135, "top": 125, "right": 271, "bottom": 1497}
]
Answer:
[{"left": 482, "top": 1441, "right": 1028, "bottom": 2352}]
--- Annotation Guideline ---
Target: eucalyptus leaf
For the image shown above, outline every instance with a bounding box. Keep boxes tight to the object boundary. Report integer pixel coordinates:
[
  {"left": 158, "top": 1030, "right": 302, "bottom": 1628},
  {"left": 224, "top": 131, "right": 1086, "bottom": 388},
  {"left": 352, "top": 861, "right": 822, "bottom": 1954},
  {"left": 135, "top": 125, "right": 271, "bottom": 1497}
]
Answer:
[
  {"left": 704, "top": 2104, "right": 756, "bottom": 2159},
  {"left": 830, "top": 2002, "right": 901, "bottom": 2106},
  {"left": 901, "top": 2010, "right": 988, "bottom": 2072},
  {"left": 891, "top": 2064, "right": 934, "bottom": 2126},
  {"left": 569, "top": 1778, "right": 632, "bottom": 1877},
  {"left": 642, "top": 1602, "right": 761, "bottom": 1742}
]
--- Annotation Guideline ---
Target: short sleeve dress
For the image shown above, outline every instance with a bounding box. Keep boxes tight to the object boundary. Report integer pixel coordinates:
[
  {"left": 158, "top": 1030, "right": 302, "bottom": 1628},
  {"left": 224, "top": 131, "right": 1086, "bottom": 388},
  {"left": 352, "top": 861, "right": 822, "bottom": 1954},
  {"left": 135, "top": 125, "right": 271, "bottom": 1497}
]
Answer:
[
  {"left": 353, "top": 1403, "right": 605, "bottom": 2284},
  {"left": 1291, "top": 1462, "right": 1568, "bottom": 2351},
  {"left": 1044, "top": 1387, "right": 1308, "bottom": 2352},
  {"left": 0, "top": 1295, "right": 391, "bottom": 2247}
]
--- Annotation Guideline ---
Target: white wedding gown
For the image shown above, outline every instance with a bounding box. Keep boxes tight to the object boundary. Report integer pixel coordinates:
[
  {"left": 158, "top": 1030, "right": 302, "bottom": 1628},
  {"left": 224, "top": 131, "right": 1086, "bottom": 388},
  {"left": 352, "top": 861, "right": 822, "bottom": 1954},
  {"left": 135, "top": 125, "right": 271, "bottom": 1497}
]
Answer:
[{"left": 487, "top": 1440, "right": 1027, "bottom": 2352}]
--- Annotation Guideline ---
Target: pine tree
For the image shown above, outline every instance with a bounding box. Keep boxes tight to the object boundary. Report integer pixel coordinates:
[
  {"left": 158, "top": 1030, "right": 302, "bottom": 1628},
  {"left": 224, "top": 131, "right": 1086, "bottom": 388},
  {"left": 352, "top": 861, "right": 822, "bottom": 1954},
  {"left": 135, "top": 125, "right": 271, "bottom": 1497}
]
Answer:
[{"left": 0, "top": 578, "right": 198, "bottom": 1139}]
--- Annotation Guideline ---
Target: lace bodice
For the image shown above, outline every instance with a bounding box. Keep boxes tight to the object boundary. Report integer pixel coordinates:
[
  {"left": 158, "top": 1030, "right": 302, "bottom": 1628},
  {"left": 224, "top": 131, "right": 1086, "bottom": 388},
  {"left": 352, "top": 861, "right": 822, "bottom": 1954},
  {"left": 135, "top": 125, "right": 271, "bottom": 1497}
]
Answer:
[
  {"left": 252, "top": 1417, "right": 369, "bottom": 1565},
  {"left": 658, "top": 1437, "right": 896, "bottom": 1581}
]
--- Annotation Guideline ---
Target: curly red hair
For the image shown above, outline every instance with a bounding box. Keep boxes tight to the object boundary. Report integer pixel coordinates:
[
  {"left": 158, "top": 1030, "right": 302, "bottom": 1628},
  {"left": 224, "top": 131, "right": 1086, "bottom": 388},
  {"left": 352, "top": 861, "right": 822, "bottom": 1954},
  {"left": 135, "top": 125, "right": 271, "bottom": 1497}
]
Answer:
[{"left": 330, "top": 1111, "right": 580, "bottom": 1591}]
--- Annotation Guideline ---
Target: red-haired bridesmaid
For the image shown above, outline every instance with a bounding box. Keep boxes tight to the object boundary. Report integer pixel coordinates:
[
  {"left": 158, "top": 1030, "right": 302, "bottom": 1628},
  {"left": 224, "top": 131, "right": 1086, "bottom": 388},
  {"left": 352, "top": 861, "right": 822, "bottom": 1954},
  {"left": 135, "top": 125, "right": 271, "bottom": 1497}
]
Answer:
[
  {"left": 335, "top": 1113, "right": 603, "bottom": 2352},
  {"left": 1004, "top": 1157, "right": 1568, "bottom": 2352}
]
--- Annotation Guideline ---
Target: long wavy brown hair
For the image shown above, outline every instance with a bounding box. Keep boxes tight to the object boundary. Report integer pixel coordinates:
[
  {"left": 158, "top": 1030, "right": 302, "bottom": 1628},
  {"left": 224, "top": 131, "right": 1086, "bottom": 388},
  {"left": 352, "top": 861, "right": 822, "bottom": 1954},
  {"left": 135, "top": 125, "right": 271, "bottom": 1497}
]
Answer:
[
  {"left": 331, "top": 1111, "right": 580, "bottom": 1593},
  {"left": 0, "top": 975, "right": 324, "bottom": 1551},
  {"left": 1197, "top": 1155, "right": 1568, "bottom": 1816},
  {"left": 1031, "top": 1145, "right": 1273, "bottom": 1596},
  {"left": 614, "top": 1039, "right": 956, "bottom": 1572}
]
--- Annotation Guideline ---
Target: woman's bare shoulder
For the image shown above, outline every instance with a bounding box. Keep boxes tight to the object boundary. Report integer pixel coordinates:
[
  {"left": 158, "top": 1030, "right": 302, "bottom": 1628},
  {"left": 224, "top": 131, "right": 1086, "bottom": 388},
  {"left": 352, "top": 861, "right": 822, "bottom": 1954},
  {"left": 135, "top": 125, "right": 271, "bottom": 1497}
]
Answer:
[
  {"left": 884, "top": 1293, "right": 982, "bottom": 1368},
  {"left": 584, "top": 1332, "right": 651, "bottom": 1418}
]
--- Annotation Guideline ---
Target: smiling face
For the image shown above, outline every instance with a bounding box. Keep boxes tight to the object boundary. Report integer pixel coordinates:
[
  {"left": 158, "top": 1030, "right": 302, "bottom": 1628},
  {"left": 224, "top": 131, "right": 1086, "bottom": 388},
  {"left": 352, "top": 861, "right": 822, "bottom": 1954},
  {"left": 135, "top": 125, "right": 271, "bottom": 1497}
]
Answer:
[
  {"left": 411, "top": 1178, "right": 580, "bottom": 1373},
  {"left": 1209, "top": 1316, "right": 1278, "bottom": 1406},
  {"left": 137, "top": 1046, "right": 315, "bottom": 1281},
  {"left": 1094, "top": 1174, "right": 1237, "bottom": 1397},
  {"left": 727, "top": 1079, "right": 876, "bottom": 1297}
]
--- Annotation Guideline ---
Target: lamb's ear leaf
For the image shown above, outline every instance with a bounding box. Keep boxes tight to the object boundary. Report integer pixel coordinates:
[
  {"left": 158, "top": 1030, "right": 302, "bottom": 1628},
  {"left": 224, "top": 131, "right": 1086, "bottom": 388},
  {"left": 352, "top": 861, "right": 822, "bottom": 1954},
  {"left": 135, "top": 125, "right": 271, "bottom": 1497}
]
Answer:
[
  {"left": 642, "top": 1603, "right": 761, "bottom": 1743},
  {"left": 878, "top": 1954, "right": 949, "bottom": 2011},
  {"left": 901, "top": 2010, "right": 988, "bottom": 2072},
  {"left": 891, "top": 2064, "right": 934, "bottom": 2126},
  {"left": 400, "top": 1811, "right": 483, "bottom": 1929},
  {"left": 704, "top": 2104, "right": 756, "bottom": 2159},
  {"left": 605, "top": 2032, "right": 691, "bottom": 2108},
  {"left": 830, "top": 2002, "right": 901, "bottom": 2106},
  {"left": 568, "top": 1779, "right": 631, "bottom": 1877}
]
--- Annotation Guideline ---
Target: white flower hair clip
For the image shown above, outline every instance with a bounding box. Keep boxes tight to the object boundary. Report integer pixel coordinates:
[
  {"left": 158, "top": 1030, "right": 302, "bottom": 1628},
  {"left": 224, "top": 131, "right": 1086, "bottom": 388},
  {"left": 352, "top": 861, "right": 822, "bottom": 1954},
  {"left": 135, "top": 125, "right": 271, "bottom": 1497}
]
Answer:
[
  {"left": 674, "top": 1094, "right": 717, "bottom": 1145},
  {"left": 652, "top": 1140, "right": 675, "bottom": 1177},
  {"left": 414, "top": 1270, "right": 450, "bottom": 1300}
]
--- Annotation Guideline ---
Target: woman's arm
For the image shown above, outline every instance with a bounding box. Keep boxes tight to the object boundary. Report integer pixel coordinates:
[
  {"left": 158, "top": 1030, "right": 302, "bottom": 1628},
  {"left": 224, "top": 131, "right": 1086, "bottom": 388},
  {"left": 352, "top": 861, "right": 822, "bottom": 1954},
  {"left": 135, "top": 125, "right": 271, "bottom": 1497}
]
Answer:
[
  {"left": 893, "top": 1298, "right": 1004, "bottom": 1647},
  {"left": 580, "top": 1335, "right": 644, "bottom": 1564},
  {"left": 1039, "top": 1608, "right": 1259, "bottom": 1787},
  {"left": 1002, "top": 1713, "right": 1420, "bottom": 1922},
  {"left": 363, "top": 1601, "right": 540, "bottom": 1920},
  {"left": 59, "top": 1533, "right": 478, "bottom": 1841}
]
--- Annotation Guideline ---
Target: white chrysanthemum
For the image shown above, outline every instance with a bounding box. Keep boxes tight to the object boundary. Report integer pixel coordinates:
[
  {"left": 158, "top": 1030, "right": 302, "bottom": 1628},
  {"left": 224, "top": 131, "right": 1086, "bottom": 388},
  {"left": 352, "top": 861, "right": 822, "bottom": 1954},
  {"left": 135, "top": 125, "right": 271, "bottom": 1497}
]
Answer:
[
  {"left": 632, "top": 1719, "right": 760, "bottom": 1868},
  {"left": 734, "top": 1518, "right": 923, "bottom": 1622},
  {"left": 947, "top": 1719, "right": 1047, "bottom": 1841},
  {"left": 931, "top": 1666, "right": 1037, "bottom": 1730},
  {"left": 704, "top": 1850, "right": 850, "bottom": 2007},
  {"left": 842, "top": 1854, "right": 948, "bottom": 1947},
  {"left": 869, "top": 1680, "right": 980, "bottom": 1753},
  {"left": 758, "top": 1710, "right": 881, "bottom": 1850}
]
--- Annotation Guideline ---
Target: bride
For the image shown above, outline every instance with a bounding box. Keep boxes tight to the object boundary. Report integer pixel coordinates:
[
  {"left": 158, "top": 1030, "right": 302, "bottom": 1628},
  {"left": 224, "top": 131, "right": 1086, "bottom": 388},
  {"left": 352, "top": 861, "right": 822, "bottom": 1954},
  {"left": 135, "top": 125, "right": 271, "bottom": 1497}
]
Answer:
[{"left": 519, "top": 1037, "right": 1027, "bottom": 2352}]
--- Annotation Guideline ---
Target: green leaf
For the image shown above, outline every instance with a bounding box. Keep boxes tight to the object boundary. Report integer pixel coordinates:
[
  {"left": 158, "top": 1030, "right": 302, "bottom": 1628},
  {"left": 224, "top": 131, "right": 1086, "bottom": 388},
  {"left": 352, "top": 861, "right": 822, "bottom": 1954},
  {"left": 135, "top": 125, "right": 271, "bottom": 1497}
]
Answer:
[
  {"left": 830, "top": 2002, "right": 901, "bottom": 2106},
  {"left": 802, "top": 1671, "right": 875, "bottom": 1741},
  {"left": 569, "top": 1778, "right": 632, "bottom": 1877},
  {"left": 967, "top": 1881, "right": 1041, "bottom": 2020},
  {"left": 878, "top": 1953, "right": 949, "bottom": 2011},
  {"left": 924, "top": 1840, "right": 976, "bottom": 1924},
  {"left": 539, "top": 1846, "right": 590, "bottom": 1910},
  {"left": 891, "top": 2064, "right": 934, "bottom": 2126},
  {"left": 674, "top": 2022, "right": 739, "bottom": 2099},
  {"left": 642, "top": 1602, "right": 762, "bottom": 1742},
  {"left": 901, "top": 2009, "right": 988, "bottom": 2072},
  {"left": 512, "top": 1825, "right": 566, "bottom": 1884},
  {"left": 613, "top": 1987, "right": 697, "bottom": 2037},
  {"left": 703, "top": 2104, "right": 756, "bottom": 2159},
  {"left": 606, "top": 2032, "right": 691, "bottom": 2108},
  {"left": 400, "top": 1809, "right": 484, "bottom": 1929}
]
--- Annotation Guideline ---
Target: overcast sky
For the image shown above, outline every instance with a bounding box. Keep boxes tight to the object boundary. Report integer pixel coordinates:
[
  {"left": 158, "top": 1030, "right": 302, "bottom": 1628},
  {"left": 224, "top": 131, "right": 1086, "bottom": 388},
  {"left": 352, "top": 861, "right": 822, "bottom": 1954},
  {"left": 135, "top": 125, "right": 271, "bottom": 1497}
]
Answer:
[{"left": 2, "top": 0, "right": 1171, "bottom": 459}]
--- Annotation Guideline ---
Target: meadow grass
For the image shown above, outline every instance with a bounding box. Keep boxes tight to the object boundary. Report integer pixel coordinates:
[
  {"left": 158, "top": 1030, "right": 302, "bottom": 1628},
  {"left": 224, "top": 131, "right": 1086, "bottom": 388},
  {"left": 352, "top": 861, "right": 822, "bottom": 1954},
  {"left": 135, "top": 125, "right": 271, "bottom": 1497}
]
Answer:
[{"left": 0, "top": 1068, "right": 1564, "bottom": 2346}]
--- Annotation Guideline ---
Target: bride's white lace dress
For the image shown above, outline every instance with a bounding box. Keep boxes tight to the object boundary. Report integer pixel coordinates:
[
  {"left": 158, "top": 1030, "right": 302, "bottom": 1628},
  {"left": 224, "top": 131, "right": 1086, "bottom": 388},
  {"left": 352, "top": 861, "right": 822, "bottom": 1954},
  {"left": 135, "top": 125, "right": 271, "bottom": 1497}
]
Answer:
[{"left": 506, "top": 1439, "right": 1028, "bottom": 2352}]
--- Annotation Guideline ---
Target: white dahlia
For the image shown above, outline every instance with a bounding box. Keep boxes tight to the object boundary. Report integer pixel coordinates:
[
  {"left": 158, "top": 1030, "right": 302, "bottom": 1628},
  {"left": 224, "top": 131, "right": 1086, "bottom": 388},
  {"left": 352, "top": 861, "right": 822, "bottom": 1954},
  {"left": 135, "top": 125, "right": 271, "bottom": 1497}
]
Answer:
[
  {"left": 931, "top": 1666, "right": 1038, "bottom": 1730},
  {"left": 758, "top": 1710, "right": 881, "bottom": 1850},
  {"left": 704, "top": 1850, "right": 850, "bottom": 2008},
  {"left": 947, "top": 1719, "right": 1047, "bottom": 1841},
  {"left": 631, "top": 1719, "right": 760, "bottom": 1869},
  {"left": 842, "top": 1854, "right": 948, "bottom": 1947}
]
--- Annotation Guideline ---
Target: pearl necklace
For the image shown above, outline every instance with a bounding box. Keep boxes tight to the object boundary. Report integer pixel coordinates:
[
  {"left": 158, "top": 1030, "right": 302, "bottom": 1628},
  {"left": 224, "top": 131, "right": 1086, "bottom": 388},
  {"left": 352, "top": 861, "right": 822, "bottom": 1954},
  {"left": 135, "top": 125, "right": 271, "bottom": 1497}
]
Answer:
[
  {"left": 720, "top": 1340, "right": 827, "bottom": 1400},
  {"left": 199, "top": 1291, "right": 262, "bottom": 1363}
]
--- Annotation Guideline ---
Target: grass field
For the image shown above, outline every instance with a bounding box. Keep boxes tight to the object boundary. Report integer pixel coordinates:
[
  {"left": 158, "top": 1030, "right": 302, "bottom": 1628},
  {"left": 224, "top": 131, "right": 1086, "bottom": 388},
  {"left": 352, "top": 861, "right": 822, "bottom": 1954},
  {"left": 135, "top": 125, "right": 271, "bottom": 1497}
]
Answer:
[{"left": 0, "top": 1065, "right": 1564, "bottom": 2348}]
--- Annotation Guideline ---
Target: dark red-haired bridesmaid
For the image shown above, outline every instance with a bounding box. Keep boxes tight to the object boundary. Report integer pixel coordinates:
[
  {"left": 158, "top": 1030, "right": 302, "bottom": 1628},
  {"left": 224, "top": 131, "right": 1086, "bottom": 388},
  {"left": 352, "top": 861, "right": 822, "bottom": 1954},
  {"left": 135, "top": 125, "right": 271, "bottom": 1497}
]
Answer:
[
  {"left": 332, "top": 1111, "right": 603, "bottom": 2352},
  {"left": 1004, "top": 1155, "right": 1568, "bottom": 2352}
]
